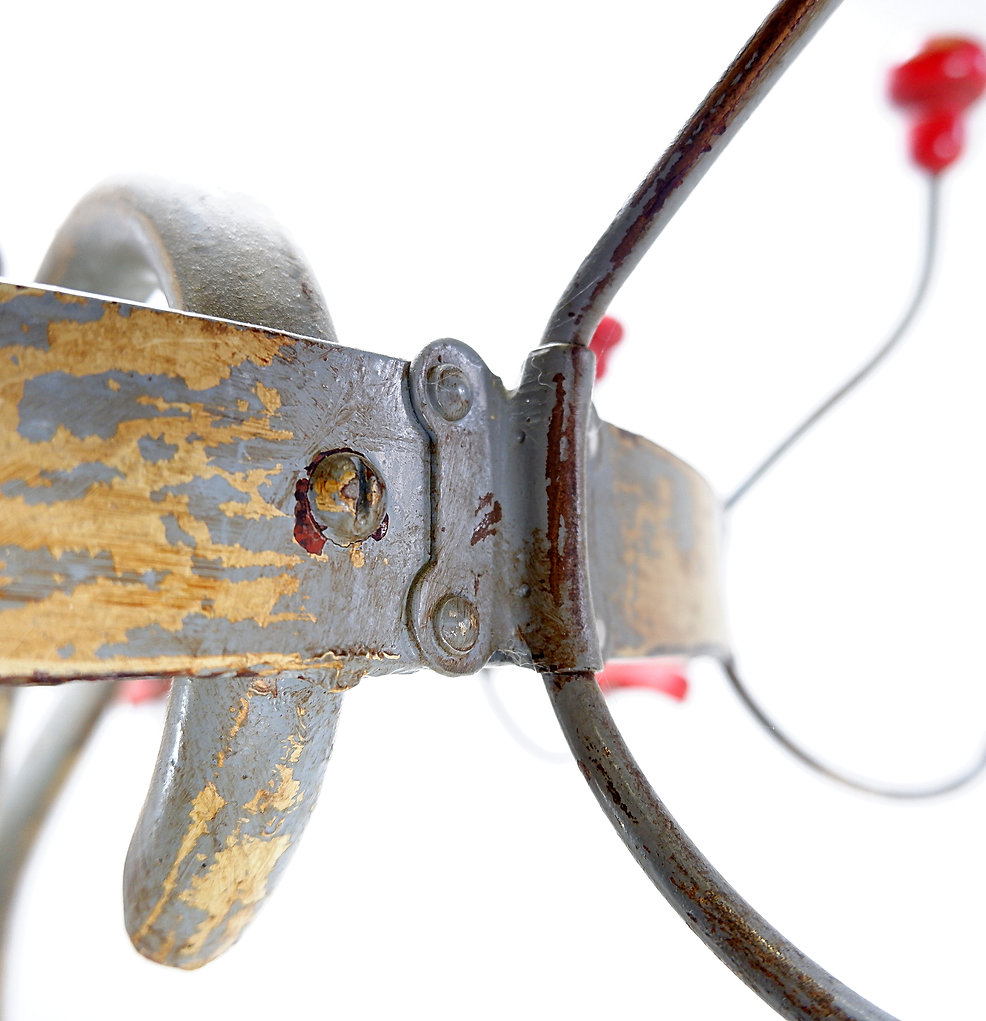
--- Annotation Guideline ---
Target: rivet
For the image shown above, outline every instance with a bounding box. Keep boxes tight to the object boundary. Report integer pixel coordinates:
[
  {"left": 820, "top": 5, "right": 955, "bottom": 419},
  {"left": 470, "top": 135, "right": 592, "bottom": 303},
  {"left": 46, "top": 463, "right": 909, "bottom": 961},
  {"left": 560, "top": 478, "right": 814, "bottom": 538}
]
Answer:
[
  {"left": 307, "top": 450, "right": 387, "bottom": 546},
  {"left": 426, "top": 364, "right": 472, "bottom": 422},
  {"left": 433, "top": 594, "right": 480, "bottom": 654}
]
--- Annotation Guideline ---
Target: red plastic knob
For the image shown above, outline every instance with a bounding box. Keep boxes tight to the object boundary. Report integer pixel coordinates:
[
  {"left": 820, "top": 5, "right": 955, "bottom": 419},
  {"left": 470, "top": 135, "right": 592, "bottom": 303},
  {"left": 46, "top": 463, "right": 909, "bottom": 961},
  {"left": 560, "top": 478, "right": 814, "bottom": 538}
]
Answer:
[
  {"left": 589, "top": 315, "right": 624, "bottom": 381},
  {"left": 597, "top": 660, "right": 689, "bottom": 701},
  {"left": 889, "top": 37, "right": 986, "bottom": 173}
]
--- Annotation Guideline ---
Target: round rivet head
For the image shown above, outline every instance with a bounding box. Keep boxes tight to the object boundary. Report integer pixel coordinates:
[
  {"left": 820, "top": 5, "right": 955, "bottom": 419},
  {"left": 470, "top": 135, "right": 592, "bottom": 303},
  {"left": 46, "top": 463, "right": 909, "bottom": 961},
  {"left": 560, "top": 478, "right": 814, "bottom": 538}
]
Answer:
[
  {"left": 308, "top": 450, "right": 387, "bottom": 546},
  {"left": 433, "top": 594, "right": 480, "bottom": 654},
  {"left": 426, "top": 364, "right": 472, "bottom": 422}
]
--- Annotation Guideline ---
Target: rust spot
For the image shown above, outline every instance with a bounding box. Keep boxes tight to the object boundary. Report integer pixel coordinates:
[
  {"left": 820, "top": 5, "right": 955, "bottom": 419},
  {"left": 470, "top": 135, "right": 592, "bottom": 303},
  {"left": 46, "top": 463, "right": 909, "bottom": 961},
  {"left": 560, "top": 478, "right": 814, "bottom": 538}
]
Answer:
[
  {"left": 294, "top": 449, "right": 387, "bottom": 554},
  {"left": 470, "top": 492, "right": 502, "bottom": 546},
  {"left": 293, "top": 477, "right": 326, "bottom": 555},
  {"left": 544, "top": 368, "right": 580, "bottom": 604}
]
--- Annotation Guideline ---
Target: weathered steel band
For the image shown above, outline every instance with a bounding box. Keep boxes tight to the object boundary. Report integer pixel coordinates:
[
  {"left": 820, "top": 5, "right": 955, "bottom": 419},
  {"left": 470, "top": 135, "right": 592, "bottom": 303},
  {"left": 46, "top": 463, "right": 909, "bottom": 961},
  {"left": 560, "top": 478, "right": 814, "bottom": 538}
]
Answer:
[
  {"left": 545, "top": 673, "right": 898, "bottom": 1021},
  {"left": 0, "top": 282, "right": 429, "bottom": 682},
  {"left": 588, "top": 421, "right": 728, "bottom": 660},
  {"left": 0, "top": 284, "right": 727, "bottom": 681}
]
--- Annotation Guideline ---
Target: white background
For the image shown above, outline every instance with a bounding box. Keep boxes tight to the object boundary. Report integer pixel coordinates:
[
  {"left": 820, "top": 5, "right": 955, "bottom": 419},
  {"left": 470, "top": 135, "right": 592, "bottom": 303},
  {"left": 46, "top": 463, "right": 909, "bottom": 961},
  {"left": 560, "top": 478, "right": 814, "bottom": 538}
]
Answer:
[{"left": 3, "top": 0, "right": 986, "bottom": 1018}]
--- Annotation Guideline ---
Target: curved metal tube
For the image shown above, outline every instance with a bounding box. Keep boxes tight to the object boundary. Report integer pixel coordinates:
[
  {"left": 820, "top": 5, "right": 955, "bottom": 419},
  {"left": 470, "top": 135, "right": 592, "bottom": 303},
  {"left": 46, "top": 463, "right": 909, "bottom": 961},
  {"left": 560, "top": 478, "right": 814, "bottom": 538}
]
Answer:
[
  {"left": 37, "top": 175, "right": 335, "bottom": 339},
  {"left": 35, "top": 177, "right": 349, "bottom": 968},
  {"left": 540, "top": 0, "right": 842, "bottom": 349},
  {"left": 123, "top": 673, "right": 345, "bottom": 967},
  {"left": 544, "top": 672, "right": 898, "bottom": 1021}
]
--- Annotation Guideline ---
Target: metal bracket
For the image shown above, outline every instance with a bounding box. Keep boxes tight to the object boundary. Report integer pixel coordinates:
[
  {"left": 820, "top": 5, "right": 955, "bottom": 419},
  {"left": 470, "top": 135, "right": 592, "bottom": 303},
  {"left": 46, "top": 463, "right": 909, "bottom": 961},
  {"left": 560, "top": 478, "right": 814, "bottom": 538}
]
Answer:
[{"left": 407, "top": 339, "right": 600, "bottom": 676}]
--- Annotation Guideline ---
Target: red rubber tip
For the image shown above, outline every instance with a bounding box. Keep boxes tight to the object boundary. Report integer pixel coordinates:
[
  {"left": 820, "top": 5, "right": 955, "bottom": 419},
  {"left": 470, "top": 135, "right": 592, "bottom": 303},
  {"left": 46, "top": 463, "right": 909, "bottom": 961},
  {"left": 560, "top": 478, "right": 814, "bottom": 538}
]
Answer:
[
  {"left": 589, "top": 316, "right": 625, "bottom": 381},
  {"left": 119, "top": 677, "right": 172, "bottom": 705},
  {"left": 889, "top": 37, "right": 986, "bottom": 173},
  {"left": 597, "top": 660, "right": 689, "bottom": 701}
]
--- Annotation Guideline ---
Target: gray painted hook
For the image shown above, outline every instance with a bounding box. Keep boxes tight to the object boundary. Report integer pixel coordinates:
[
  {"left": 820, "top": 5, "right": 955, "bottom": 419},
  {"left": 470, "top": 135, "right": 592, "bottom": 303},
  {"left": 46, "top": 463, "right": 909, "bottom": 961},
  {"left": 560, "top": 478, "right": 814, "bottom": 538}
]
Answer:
[{"left": 37, "top": 177, "right": 349, "bottom": 967}]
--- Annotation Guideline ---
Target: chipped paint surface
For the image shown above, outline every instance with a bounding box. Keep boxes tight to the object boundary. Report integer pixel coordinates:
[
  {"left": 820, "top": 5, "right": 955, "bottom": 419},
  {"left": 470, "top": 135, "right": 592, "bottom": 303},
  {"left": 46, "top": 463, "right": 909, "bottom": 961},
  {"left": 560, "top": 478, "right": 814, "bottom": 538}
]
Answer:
[
  {"left": 130, "top": 783, "right": 227, "bottom": 946},
  {"left": 589, "top": 424, "right": 729, "bottom": 658},
  {"left": 125, "top": 673, "right": 346, "bottom": 968},
  {"left": 0, "top": 284, "right": 430, "bottom": 681}
]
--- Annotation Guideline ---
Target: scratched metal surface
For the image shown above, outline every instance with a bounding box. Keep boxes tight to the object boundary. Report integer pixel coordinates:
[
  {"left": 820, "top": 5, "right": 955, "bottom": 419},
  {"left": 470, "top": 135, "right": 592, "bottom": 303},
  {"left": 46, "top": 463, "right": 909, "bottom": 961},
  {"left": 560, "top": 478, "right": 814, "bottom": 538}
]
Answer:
[
  {"left": 590, "top": 421, "right": 728, "bottom": 659},
  {"left": 0, "top": 283, "right": 429, "bottom": 681},
  {"left": 124, "top": 672, "right": 345, "bottom": 967},
  {"left": 0, "top": 284, "right": 728, "bottom": 682}
]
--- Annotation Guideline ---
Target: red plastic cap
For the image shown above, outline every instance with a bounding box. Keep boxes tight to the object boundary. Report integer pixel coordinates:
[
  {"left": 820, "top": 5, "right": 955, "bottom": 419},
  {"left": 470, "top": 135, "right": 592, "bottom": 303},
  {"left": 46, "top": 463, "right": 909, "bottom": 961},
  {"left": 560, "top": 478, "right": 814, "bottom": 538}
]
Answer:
[
  {"left": 597, "top": 660, "right": 689, "bottom": 701},
  {"left": 889, "top": 37, "right": 986, "bottom": 174},
  {"left": 589, "top": 316, "right": 624, "bottom": 381},
  {"left": 119, "top": 677, "right": 172, "bottom": 705}
]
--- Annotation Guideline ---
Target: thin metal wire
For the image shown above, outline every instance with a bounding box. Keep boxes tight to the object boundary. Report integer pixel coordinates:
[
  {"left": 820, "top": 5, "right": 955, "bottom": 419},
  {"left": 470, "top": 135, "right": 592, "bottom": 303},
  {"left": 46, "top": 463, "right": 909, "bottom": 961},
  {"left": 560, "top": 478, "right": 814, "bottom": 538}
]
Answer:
[
  {"left": 725, "top": 174, "right": 941, "bottom": 511},
  {"left": 479, "top": 671, "right": 570, "bottom": 764},
  {"left": 544, "top": 671, "right": 898, "bottom": 1021},
  {"left": 718, "top": 175, "right": 986, "bottom": 796},
  {"left": 540, "top": 0, "right": 844, "bottom": 349},
  {"left": 720, "top": 657, "right": 986, "bottom": 799}
]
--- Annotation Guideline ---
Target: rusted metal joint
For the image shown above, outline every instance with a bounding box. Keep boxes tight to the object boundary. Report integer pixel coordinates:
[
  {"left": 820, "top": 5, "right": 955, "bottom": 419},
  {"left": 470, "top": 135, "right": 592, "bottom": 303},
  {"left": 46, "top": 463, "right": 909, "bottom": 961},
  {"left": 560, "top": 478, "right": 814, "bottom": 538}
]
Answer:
[{"left": 407, "top": 339, "right": 600, "bottom": 676}]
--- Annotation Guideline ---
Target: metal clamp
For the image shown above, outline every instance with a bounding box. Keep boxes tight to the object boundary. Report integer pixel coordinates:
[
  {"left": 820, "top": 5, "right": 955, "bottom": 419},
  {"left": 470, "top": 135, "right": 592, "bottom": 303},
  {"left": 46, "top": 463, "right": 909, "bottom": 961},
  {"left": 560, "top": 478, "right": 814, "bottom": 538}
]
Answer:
[{"left": 407, "top": 339, "right": 601, "bottom": 676}]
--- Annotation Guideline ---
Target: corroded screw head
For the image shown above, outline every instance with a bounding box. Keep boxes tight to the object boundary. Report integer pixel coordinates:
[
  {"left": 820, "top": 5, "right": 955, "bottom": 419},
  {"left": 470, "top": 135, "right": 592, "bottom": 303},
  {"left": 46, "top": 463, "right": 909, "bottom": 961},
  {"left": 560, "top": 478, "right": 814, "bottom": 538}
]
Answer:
[
  {"left": 432, "top": 594, "right": 479, "bottom": 654},
  {"left": 308, "top": 450, "right": 387, "bottom": 546},
  {"left": 426, "top": 364, "right": 472, "bottom": 422}
]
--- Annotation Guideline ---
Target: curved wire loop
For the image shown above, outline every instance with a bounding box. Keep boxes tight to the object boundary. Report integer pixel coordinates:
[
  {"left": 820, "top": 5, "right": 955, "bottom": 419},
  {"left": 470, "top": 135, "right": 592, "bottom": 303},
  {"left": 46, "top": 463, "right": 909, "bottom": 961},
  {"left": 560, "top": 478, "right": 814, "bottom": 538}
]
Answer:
[
  {"left": 721, "top": 656, "right": 986, "bottom": 800},
  {"left": 541, "top": 0, "right": 843, "bottom": 350},
  {"left": 719, "top": 175, "right": 986, "bottom": 796},
  {"left": 725, "top": 175, "right": 940, "bottom": 511},
  {"left": 545, "top": 672, "right": 899, "bottom": 1021}
]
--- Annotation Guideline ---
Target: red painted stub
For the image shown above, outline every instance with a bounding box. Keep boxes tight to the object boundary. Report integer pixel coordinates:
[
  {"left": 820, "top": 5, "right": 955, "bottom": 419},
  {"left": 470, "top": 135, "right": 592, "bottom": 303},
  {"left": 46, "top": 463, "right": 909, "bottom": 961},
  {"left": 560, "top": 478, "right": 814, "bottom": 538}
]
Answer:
[
  {"left": 119, "top": 677, "right": 172, "bottom": 704},
  {"left": 597, "top": 660, "right": 689, "bottom": 701},
  {"left": 589, "top": 316, "right": 625, "bottom": 381},
  {"left": 889, "top": 37, "right": 986, "bottom": 173}
]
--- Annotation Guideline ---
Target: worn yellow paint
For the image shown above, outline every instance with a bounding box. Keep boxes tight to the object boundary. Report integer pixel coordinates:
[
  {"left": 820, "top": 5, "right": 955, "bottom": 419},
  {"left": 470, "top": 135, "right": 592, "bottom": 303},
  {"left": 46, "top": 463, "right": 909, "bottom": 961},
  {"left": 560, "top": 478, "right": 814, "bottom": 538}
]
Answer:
[
  {"left": 216, "top": 697, "right": 251, "bottom": 770},
  {"left": 254, "top": 381, "right": 281, "bottom": 415},
  {"left": 131, "top": 782, "right": 227, "bottom": 949},
  {"left": 0, "top": 649, "right": 351, "bottom": 684},
  {"left": 128, "top": 676, "right": 323, "bottom": 966},
  {"left": 0, "top": 288, "right": 289, "bottom": 391},
  {"left": 242, "top": 764, "right": 303, "bottom": 814},
  {"left": 349, "top": 542, "right": 366, "bottom": 568},
  {"left": 609, "top": 432, "right": 726, "bottom": 656},
  {"left": 177, "top": 832, "right": 293, "bottom": 964},
  {"left": 173, "top": 690, "right": 309, "bottom": 966},
  {"left": 0, "top": 285, "right": 332, "bottom": 676}
]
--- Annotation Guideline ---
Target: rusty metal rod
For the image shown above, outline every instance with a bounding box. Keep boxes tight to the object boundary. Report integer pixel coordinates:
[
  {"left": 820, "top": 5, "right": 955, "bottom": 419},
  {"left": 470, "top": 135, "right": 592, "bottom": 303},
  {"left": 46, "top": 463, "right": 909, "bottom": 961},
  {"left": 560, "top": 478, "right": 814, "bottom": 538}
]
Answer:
[
  {"left": 544, "top": 671, "right": 898, "bottom": 1021},
  {"left": 540, "top": 0, "right": 843, "bottom": 349}
]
